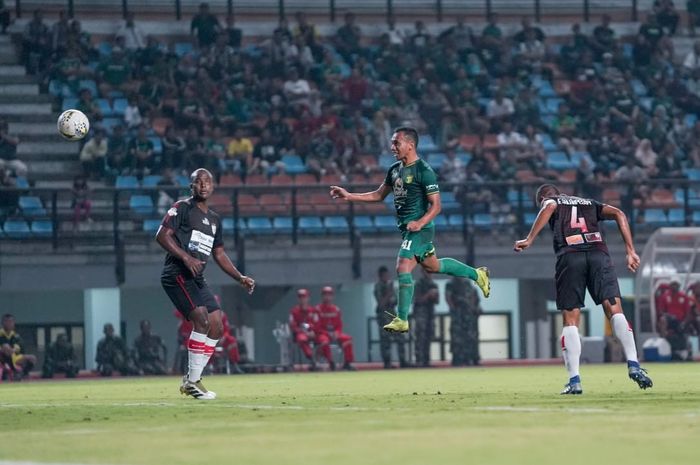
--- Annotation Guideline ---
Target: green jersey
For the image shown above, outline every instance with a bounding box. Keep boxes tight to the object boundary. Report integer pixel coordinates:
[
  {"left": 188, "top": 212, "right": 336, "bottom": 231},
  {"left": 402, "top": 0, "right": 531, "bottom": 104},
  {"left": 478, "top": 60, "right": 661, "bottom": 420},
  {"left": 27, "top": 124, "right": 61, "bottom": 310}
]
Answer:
[{"left": 384, "top": 158, "right": 440, "bottom": 230}]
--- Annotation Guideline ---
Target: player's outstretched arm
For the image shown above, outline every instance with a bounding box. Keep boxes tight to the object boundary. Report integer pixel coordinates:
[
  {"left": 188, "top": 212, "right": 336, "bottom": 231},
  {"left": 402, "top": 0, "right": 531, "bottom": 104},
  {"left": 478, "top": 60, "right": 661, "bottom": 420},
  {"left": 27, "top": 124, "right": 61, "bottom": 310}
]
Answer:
[
  {"left": 212, "top": 246, "right": 256, "bottom": 294},
  {"left": 155, "top": 226, "right": 205, "bottom": 276},
  {"left": 329, "top": 184, "right": 392, "bottom": 202},
  {"left": 601, "top": 204, "right": 640, "bottom": 272},
  {"left": 513, "top": 200, "right": 557, "bottom": 252}
]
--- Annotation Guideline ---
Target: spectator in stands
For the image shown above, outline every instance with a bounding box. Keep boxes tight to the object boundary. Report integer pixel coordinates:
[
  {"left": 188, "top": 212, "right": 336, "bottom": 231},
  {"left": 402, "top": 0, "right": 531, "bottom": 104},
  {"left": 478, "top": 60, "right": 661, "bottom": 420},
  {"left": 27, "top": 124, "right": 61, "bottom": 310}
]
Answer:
[
  {"left": 117, "top": 12, "right": 146, "bottom": 51},
  {"left": 96, "top": 323, "right": 137, "bottom": 376},
  {"left": 0, "top": 167, "right": 19, "bottom": 218},
  {"left": 42, "top": 334, "right": 79, "bottom": 379},
  {"left": 335, "top": 12, "right": 362, "bottom": 63},
  {"left": 76, "top": 88, "right": 103, "bottom": 124},
  {"left": 293, "top": 11, "right": 320, "bottom": 58},
  {"left": 655, "top": 141, "right": 685, "bottom": 178},
  {"left": 251, "top": 129, "right": 284, "bottom": 175},
  {"left": 265, "top": 109, "right": 292, "bottom": 153},
  {"left": 0, "top": 120, "right": 27, "bottom": 177},
  {"left": 128, "top": 124, "right": 155, "bottom": 177},
  {"left": 0, "top": 314, "right": 36, "bottom": 380},
  {"left": 0, "top": 0, "right": 9, "bottom": 35},
  {"left": 315, "top": 287, "right": 355, "bottom": 371},
  {"left": 124, "top": 95, "right": 143, "bottom": 130},
  {"left": 615, "top": 157, "right": 649, "bottom": 213},
  {"left": 106, "top": 123, "right": 130, "bottom": 177},
  {"left": 283, "top": 67, "right": 311, "bottom": 110},
  {"left": 161, "top": 125, "right": 186, "bottom": 170},
  {"left": 80, "top": 128, "right": 107, "bottom": 179},
  {"left": 224, "top": 127, "right": 253, "bottom": 176},
  {"left": 640, "top": 13, "right": 664, "bottom": 50},
  {"left": 206, "top": 124, "right": 227, "bottom": 175},
  {"left": 50, "top": 10, "right": 70, "bottom": 54},
  {"left": 440, "top": 17, "right": 475, "bottom": 58},
  {"left": 486, "top": 89, "right": 514, "bottom": 131},
  {"left": 191, "top": 2, "right": 220, "bottom": 48},
  {"left": 224, "top": 15, "right": 242, "bottom": 48},
  {"left": 657, "top": 281, "right": 693, "bottom": 359},
  {"left": 306, "top": 126, "right": 338, "bottom": 178},
  {"left": 440, "top": 146, "right": 467, "bottom": 188},
  {"left": 225, "top": 84, "right": 254, "bottom": 125},
  {"left": 497, "top": 120, "right": 526, "bottom": 162},
  {"left": 513, "top": 16, "right": 545, "bottom": 44},
  {"left": 481, "top": 13, "right": 504, "bottom": 53},
  {"left": 66, "top": 20, "right": 93, "bottom": 62},
  {"left": 690, "top": 0, "right": 700, "bottom": 36},
  {"left": 654, "top": 0, "right": 680, "bottom": 35},
  {"left": 635, "top": 139, "right": 659, "bottom": 176},
  {"left": 97, "top": 47, "right": 133, "bottom": 98},
  {"left": 289, "top": 288, "right": 320, "bottom": 370},
  {"left": 71, "top": 174, "right": 92, "bottom": 228},
  {"left": 22, "top": 9, "right": 50, "bottom": 74},
  {"left": 134, "top": 319, "right": 167, "bottom": 375},
  {"left": 408, "top": 20, "right": 431, "bottom": 57},
  {"left": 156, "top": 167, "right": 179, "bottom": 214},
  {"left": 551, "top": 103, "right": 583, "bottom": 155},
  {"left": 591, "top": 14, "right": 616, "bottom": 59}
]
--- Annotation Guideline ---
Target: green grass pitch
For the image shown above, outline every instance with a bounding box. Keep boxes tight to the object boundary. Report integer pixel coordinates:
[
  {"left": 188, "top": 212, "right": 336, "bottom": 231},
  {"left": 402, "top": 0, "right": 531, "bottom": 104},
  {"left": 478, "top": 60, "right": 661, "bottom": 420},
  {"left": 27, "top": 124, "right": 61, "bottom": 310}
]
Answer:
[{"left": 1, "top": 364, "right": 699, "bottom": 465}]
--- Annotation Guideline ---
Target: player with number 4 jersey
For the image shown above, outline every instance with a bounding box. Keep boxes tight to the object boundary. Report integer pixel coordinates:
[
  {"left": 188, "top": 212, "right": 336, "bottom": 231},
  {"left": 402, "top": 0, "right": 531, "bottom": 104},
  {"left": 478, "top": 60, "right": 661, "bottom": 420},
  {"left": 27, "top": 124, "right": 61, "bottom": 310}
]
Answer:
[
  {"left": 514, "top": 184, "right": 652, "bottom": 395},
  {"left": 330, "top": 127, "right": 490, "bottom": 335}
]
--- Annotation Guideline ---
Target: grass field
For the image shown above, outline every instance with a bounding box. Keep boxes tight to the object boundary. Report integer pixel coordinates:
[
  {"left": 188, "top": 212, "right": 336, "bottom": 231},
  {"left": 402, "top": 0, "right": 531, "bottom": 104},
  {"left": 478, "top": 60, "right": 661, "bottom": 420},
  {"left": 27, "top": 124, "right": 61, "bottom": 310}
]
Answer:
[{"left": 1, "top": 364, "right": 699, "bottom": 465}]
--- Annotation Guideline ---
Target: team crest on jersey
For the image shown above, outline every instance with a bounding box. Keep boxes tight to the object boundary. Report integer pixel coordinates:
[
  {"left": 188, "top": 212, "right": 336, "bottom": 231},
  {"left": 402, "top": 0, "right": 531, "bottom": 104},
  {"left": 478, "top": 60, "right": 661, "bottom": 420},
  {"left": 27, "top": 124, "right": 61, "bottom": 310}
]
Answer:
[
  {"left": 167, "top": 207, "right": 177, "bottom": 216},
  {"left": 393, "top": 176, "right": 407, "bottom": 198},
  {"left": 202, "top": 217, "right": 210, "bottom": 226},
  {"left": 405, "top": 175, "right": 413, "bottom": 184}
]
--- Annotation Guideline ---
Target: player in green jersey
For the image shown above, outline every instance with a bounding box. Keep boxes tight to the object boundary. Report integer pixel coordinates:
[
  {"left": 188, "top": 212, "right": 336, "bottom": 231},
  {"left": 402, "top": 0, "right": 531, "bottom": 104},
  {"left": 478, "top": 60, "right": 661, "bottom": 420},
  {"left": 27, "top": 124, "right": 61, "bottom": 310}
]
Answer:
[{"left": 330, "top": 127, "right": 490, "bottom": 333}]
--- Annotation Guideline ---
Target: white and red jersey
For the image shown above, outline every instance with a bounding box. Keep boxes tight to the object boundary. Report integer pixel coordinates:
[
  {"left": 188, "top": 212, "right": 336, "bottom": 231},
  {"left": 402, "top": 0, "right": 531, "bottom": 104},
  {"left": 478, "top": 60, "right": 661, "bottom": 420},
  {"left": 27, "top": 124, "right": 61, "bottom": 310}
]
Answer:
[
  {"left": 658, "top": 290, "right": 692, "bottom": 321},
  {"left": 289, "top": 305, "right": 318, "bottom": 334},
  {"left": 316, "top": 303, "right": 344, "bottom": 333}
]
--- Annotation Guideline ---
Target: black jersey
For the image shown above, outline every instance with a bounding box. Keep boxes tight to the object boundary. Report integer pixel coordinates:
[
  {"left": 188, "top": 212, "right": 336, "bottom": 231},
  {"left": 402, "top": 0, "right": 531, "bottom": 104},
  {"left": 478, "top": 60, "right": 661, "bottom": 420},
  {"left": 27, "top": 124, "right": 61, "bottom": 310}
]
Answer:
[
  {"left": 545, "top": 194, "right": 609, "bottom": 256},
  {"left": 160, "top": 198, "right": 223, "bottom": 277}
]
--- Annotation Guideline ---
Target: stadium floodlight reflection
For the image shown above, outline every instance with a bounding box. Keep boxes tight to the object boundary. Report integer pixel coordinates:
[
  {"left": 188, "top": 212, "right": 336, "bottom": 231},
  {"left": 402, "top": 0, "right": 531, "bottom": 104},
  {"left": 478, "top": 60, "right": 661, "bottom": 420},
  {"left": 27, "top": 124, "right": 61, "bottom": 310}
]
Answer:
[{"left": 635, "top": 227, "right": 700, "bottom": 336}]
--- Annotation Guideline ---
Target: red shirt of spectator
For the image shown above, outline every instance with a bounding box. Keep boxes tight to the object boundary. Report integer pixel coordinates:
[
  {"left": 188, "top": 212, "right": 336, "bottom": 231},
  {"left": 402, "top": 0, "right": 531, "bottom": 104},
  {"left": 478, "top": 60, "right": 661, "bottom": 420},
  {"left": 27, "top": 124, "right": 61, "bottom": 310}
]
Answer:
[
  {"left": 315, "top": 286, "right": 354, "bottom": 365},
  {"left": 289, "top": 288, "right": 319, "bottom": 362},
  {"left": 658, "top": 283, "right": 692, "bottom": 321}
]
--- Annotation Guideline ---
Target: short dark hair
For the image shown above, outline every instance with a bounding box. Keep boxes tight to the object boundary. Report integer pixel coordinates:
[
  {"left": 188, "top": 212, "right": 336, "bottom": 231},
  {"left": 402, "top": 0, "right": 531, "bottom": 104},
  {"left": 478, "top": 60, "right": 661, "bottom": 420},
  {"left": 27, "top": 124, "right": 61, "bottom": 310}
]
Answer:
[
  {"left": 536, "top": 184, "right": 561, "bottom": 206},
  {"left": 2, "top": 314, "right": 13, "bottom": 320},
  {"left": 393, "top": 127, "right": 419, "bottom": 147},
  {"left": 378, "top": 265, "right": 389, "bottom": 274}
]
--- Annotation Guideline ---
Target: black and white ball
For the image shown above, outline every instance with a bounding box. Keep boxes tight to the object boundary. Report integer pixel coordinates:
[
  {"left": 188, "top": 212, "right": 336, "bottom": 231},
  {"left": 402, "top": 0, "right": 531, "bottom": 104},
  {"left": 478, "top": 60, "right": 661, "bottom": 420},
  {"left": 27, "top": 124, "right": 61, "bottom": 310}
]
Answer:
[{"left": 57, "top": 109, "right": 90, "bottom": 141}]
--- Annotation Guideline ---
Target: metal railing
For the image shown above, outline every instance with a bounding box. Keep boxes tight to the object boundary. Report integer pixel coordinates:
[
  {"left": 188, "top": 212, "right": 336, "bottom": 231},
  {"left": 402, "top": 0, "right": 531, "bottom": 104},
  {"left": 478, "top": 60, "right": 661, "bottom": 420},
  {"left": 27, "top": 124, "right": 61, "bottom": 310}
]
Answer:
[{"left": 12, "top": 0, "right": 647, "bottom": 22}]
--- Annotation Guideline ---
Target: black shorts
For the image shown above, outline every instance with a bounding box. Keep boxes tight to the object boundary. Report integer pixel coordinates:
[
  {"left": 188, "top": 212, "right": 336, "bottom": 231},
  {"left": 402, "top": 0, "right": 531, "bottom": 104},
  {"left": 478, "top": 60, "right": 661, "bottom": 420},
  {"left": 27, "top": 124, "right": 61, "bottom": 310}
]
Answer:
[
  {"left": 161, "top": 272, "right": 219, "bottom": 320},
  {"left": 555, "top": 250, "right": 621, "bottom": 310}
]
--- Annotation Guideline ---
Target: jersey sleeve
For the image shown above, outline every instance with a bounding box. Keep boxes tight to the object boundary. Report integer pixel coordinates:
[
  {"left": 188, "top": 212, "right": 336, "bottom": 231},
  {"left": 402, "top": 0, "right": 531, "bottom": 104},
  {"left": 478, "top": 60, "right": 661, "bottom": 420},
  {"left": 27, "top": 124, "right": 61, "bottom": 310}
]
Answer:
[
  {"left": 421, "top": 166, "right": 440, "bottom": 196},
  {"left": 161, "top": 201, "right": 185, "bottom": 230},
  {"left": 213, "top": 216, "right": 224, "bottom": 248},
  {"left": 383, "top": 166, "right": 393, "bottom": 187},
  {"left": 593, "top": 199, "right": 606, "bottom": 221}
]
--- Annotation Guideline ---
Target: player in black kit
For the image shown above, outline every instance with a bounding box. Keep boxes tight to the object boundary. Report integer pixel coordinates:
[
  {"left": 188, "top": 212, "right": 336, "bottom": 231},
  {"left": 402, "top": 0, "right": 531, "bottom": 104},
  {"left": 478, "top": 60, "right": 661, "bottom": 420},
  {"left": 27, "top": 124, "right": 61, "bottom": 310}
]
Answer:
[
  {"left": 156, "top": 168, "right": 255, "bottom": 400},
  {"left": 514, "top": 184, "right": 652, "bottom": 395}
]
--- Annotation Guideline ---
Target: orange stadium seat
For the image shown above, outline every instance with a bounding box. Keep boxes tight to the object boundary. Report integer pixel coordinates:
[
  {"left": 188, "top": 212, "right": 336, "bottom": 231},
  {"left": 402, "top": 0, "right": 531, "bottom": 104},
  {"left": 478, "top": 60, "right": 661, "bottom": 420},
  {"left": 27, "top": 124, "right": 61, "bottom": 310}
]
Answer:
[
  {"left": 152, "top": 117, "right": 172, "bottom": 136},
  {"left": 245, "top": 174, "right": 268, "bottom": 185},
  {"left": 560, "top": 170, "right": 577, "bottom": 183},
  {"left": 309, "top": 192, "right": 339, "bottom": 215},
  {"left": 270, "top": 174, "right": 294, "bottom": 185},
  {"left": 649, "top": 189, "right": 678, "bottom": 208},
  {"left": 483, "top": 134, "right": 499, "bottom": 150},
  {"left": 260, "top": 193, "right": 288, "bottom": 214},
  {"left": 320, "top": 173, "right": 343, "bottom": 185},
  {"left": 209, "top": 194, "right": 233, "bottom": 214},
  {"left": 602, "top": 188, "right": 621, "bottom": 206},
  {"left": 237, "top": 193, "right": 259, "bottom": 215},
  {"left": 219, "top": 174, "right": 242, "bottom": 186},
  {"left": 294, "top": 174, "right": 318, "bottom": 185},
  {"left": 460, "top": 135, "right": 480, "bottom": 151}
]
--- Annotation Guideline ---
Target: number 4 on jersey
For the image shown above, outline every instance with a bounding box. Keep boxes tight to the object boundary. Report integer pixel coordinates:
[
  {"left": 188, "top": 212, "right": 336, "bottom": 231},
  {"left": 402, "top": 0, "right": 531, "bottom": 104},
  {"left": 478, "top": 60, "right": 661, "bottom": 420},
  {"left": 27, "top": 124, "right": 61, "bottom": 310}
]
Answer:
[{"left": 570, "top": 206, "right": 588, "bottom": 233}]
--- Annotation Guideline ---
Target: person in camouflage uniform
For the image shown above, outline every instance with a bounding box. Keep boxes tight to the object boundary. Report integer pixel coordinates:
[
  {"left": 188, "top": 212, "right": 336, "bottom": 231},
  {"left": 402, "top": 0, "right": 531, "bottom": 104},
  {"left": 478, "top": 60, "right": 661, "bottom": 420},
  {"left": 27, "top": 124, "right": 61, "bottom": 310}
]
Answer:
[
  {"left": 446, "top": 277, "right": 482, "bottom": 366},
  {"left": 42, "top": 333, "right": 79, "bottom": 378},
  {"left": 374, "top": 265, "right": 408, "bottom": 369},
  {"left": 413, "top": 269, "right": 439, "bottom": 367},
  {"left": 96, "top": 323, "right": 138, "bottom": 376},
  {"left": 134, "top": 319, "right": 167, "bottom": 375}
]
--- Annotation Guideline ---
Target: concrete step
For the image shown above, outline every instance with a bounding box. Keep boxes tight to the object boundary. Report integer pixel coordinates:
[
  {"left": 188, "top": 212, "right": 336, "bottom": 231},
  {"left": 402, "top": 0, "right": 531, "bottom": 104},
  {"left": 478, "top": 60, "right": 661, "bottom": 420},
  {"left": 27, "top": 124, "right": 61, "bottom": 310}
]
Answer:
[
  {"left": 8, "top": 122, "right": 57, "bottom": 135},
  {"left": 0, "top": 54, "right": 19, "bottom": 65},
  {"left": 28, "top": 160, "right": 81, "bottom": 180},
  {"left": 0, "top": 35, "right": 10, "bottom": 44},
  {"left": 0, "top": 102, "right": 52, "bottom": 114},
  {"left": 0, "top": 93, "right": 53, "bottom": 103},
  {"left": 0, "top": 65, "right": 26, "bottom": 76},
  {"left": 0, "top": 44, "right": 15, "bottom": 55},
  {"left": 5, "top": 113, "right": 55, "bottom": 122},
  {"left": 0, "top": 74, "right": 38, "bottom": 85},
  {"left": 0, "top": 83, "right": 39, "bottom": 95},
  {"left": 18, "top": 140, "right": 80, "bottom": 156}
]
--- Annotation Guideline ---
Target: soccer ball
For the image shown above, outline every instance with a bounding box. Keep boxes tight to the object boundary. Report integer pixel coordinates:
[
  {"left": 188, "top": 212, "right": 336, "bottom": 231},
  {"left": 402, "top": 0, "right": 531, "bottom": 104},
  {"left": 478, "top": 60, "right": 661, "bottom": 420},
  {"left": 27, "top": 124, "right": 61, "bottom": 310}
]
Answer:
[{"left": 57, "top": 109, "right": 90, "bottom": 141}]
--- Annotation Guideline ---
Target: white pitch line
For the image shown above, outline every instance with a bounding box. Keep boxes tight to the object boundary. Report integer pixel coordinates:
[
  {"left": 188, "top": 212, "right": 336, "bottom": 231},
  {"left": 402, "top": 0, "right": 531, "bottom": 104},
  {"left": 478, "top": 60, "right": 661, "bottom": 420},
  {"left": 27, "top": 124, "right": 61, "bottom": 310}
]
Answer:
[
  {"left": 473, "top": 406, "right": 611, "bottom": 414},
  {"left": 0, "top": 462, "right": 121, "bottom": 465}
]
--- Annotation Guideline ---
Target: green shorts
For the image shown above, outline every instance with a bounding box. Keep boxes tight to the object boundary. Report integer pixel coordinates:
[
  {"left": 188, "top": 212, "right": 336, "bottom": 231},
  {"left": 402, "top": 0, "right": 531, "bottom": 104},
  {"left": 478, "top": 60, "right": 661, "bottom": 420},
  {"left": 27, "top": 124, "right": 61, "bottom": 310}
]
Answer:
[{"left": 398, "top": 226, "right": 436, "bottom": 262}]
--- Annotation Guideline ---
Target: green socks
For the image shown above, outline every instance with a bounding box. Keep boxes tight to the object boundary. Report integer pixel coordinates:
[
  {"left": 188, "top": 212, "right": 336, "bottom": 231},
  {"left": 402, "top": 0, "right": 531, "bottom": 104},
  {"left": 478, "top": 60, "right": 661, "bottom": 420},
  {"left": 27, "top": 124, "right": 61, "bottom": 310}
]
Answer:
[
  {"left": 438, "top": 257, "right": 478, "bottom": 281},
  {"left": 397, "top": 272, "right": 414, "bottom": 321}
]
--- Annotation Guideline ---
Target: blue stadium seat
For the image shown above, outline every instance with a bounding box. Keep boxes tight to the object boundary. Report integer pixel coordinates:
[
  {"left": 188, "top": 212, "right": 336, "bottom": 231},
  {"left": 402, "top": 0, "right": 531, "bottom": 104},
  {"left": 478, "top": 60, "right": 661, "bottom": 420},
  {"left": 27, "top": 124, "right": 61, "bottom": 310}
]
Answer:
[
  {"left": 149, "top": 137, "right": 163, "bottom": 155},
  {"left": 622, "top": 43, "right": 634, "bottom": 58},
  {"left": 447, "top": 214, "right": 464, "bottom": 231},
  {"left": 630, "top": 79, "right": 647, "bottom": 97},
  {"left": 378, "top": 155, "right": 395, "bottom": 170},
  {"left": 324, "top": 216, "right": 349, "bottom": 233},
  {"left": 129, "top": 195, "right": 154, "bottom": 216},
  {"left": 98, "top": 41, "right": 113, "bottom": 56},
  {"left": 375, "top": 215, "right": 397, "bottom": 232},
  {"left": 540, "top": 133, "right": 557, "bottom": 152},
  {"left": 353, "top": 215, "right": 375, "bottom": 233},
  {"left": 19, "top": 196, "right": 47, "bottom": 216},
  {"left": 78, "top": 80, "right": 98, "bottom": 96},
  {"left": 643, "top": 208, "right": 668, "bottom": 224},
  {"left": 685, "top": 114, "right": 698, "bottom": 128},
  {"left": 472, "top": 213, "right": 493, "bottom": 228},
  {"left": 14, "top": 177, "right": 29, "bottom": 188},
  {"left": 174, "top": 42, "right": 194, "bottom": 57},
  {"left": 299, "top": 216, "right": 325, "bottom": 234},
  {"left": 141, "top": 175, "right": 162, "bottom": 187},
  {"left": 272, "top": 217, "right": 293, "bottom": 234},
  {"left": 693, "top": 211, "right": 700, "bottom": 224},
  {"left": 101, "top": 117, "right": 122, "bottom": 134},
  {"left": 31, "top": 220, "right": 53, "bottom": 237},
  {"left": 62, "top": 97, "right": 78, "bottom": 112},
  {"left": 547, "top": 151, "right": 575, "bottom": 170},
  {"left": 222, "top": 217, "right": 247, "bottom": 232},
  {"left": 107, "top": 90, "right": 125, "bottom": 99},
  {"left": 247, "top": 217, "right": 273, "bottom": 234},
  {"left": 49, "top": 80, "right": 73, "bottom": 98},
  {"left": 456, "top": 151, "right": 472, "bottom": 165},
  {"left": 668, "top": 209, "right": 686, "bottom": 225},
  {"left": 97, "top": 98, "right": 113, "bottom": 117},
  {"left": 683, "top": 168, "right": 700, "bottom": 181},
  {"left": 281, "top": 154, "right": 306, "bottom": 174},
  {"left": 116, "top": 176, "right": 139, "bottom": 188},
  {"left": 545, "top": 98, "right": 563, "bottom": 114},
  {"left": 537, "top": 81, "right": 556, "bottom": 98},
  {"left": 524, "top": 212, "right": 538, "bottom": 225},
  {"left": 429, "top": 153, "right": 446, "bottom": 170},
  {"left": 418, "top": 135, "right": 438, "bottom": 153},
  {"left": 433, "top": 215, "right": 448, "bottom": 231},
  {"left": 112, "top": 98, "right": 128, "bottom": 115},
  {"left": 176, "top": 175, "right": 190, "bottom": 187},
  {"left": 3, "top": 219, "right": 31, "bottom": 238},
  {"left": 142, "top": 219, "right": 162, "bottom": 233},
  {"left": 441, "top": 191, "right": 460, "bottom": 211},
  {"left": 639, "top": 97, "right": 653, "bottom": 112}
]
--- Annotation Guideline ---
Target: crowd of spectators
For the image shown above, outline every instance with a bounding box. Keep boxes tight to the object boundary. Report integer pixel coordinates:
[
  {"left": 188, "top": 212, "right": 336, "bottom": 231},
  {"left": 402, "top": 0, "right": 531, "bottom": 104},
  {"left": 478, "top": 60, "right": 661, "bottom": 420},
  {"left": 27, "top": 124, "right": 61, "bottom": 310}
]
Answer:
[{"left": 8, "top": 3, "right": 700, "bottom": 215}]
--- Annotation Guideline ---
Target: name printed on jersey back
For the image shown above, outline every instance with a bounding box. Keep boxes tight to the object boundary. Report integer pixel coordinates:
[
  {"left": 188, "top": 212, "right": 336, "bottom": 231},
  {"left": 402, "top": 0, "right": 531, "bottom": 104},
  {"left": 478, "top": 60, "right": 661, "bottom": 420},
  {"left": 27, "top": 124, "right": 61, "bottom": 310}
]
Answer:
[
  {"left": 556, "top": 197, "right": 593, "bottom": 206},
  {"left": 188, "top": 230, "right": 214, "bottom": 256}
]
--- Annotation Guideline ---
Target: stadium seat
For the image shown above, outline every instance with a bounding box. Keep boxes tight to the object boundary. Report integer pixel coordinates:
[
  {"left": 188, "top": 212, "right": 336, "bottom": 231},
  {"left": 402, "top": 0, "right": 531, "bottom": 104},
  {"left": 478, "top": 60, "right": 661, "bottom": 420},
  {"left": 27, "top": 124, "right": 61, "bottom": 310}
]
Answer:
[
  {"left": 222, "top": 217, "right": 247, "bottom": 232},
  {"left": 141, "top": 175, "right": 162, "bottom": 187},
  {"left": 547, "top": 151, "right": 574, "bottom": 170},
  {"left": 642, "top": 209, "right": 668, "bottom": 224},
  {"left": 176, "top": 175, "right": 190, "bottom": 187},
  {"left": 299, "top": 216, "right": 325, "bottom": 234},
  {"left": 19, "top": 196, "right": 47, "bottom": 216},
  {"left": 293, "top": 173, "right": 317, "bottom": 185},
  {"left": 433, "top": 215, "right": 449, "bottom": 231},
  {"left": 237, "top": 194, "right": 258, "bottom": 215},
  {"left": 97, "top": 98, "right": 113, "bottom": 117},
  {"left": 14, "top": 177, "right": 29, "bottom": 188},
  {"left": 149, "top": 137, "right": 163, "bottom": 155},
  {"left": 112, "top": 98, "right": 128, "bottom": 115},
  {"left": 78, "top": 80, "right": 98, "bottom": 96},
  {"left": 378, "top": 155, "right": 395, "bottom": 170},
  {"left": 456, "top": 151, "right": 472, "bottom": 165},
  {"left": 142, "top": 219, "right": 162, "bottom": 234},
  {"left": 540, "top": 134, "right": 557, "bottom": 152},
  {"left": 247, "top": 217, "right": 273, "bottom": 234},
  {"left": 630, "top": 79, "right": 647, "bottom": 97},
  {"left": 209, "top": 194, "right": 233, "bottom": 214},
  {"left": 174, "top": 42, "right": 194, "bottom": 57},
  {"left": 683, "top": 168, "right": 700, "bottom": 181},
  {"left": 375, "top": 215, "right": 397, "bottom": 232},
  {"left": 129, "top": 195, "right": 154, "bottom": 216},
  {"left": 472, "top": 213, "right": 493, "bottom": 228},
  {"left": 98, "top": 41, "right": 113, "bottom": 56},
  {"left": 272, "top": 217, "right": 293, "bottom": 234},
  {"left": 693, "top": 211, "right": 700, "bottom": 224},
  {"left": 245, "top": 174, "right": 268, "bottom": 185},
  {"left": 116, "top": 176, "right": 139, "bottom": 188},
  {"left": 31, "top": 220, "right": 53, "bottom": 237},
  {"left": 220, "top": 174, "right": 242, "bottom": 186},
  {"left": 324, "top": 216, "right": 349, "bottom": 234},
  {"left": 281, "top": 155, "right": 306, "bottom": 174},
  {"left": 62, "top": 97, "right": 78, "bottom": 112},
  {"left": 101, "top": 117, "right": 122, "bottom": 134},
  {"left": 418, "top": 135, "right": 438, "bottom": 153},
  {"left": 49, "top": 80, "right": 73, "bottom": 98},
  {"left": 260, "top": 193, "right": 287, "bottom": 214},
  {"left": 668, "top": 208, "right": 686, "bottom": 225},
  {"left": 523, "top": 212, "right": 538, "bottom": 225},
  {"left": 3, "top": 219, "right": 31, "bottom": 238},
  {"left": 353, "top": 215, "right": 376, "bottom": 233},
  {"left": 441, "top": 191, "right": 460, "bottom": 211},
  {"left": 685, "top": 114, "right": 698, "bottom": 128},
  {"left": 429, "top": 153, "right": 446, "bottom": 170},
  {"left": 270, "top": 174, "right": 294, "bottom": 185},
  {"left": 447, "top": 214, "right": 464, "bottom": 231}
]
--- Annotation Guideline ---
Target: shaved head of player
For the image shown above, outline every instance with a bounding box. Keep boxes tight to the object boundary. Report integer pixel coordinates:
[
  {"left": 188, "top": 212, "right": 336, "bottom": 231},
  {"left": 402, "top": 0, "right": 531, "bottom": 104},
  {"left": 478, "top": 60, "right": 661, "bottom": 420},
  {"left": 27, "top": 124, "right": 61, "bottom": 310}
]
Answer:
[
  {"left": 156, "top": 167, "right": 255, "bottom": 400},
  {"left": 514, "top": 184, "right": 652, "bottom": 394}
]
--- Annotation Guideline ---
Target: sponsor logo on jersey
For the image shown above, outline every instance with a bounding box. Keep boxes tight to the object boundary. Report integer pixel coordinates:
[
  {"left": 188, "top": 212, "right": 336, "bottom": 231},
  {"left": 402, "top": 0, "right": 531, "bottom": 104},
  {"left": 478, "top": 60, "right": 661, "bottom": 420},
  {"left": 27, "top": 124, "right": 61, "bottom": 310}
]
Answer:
[
  {"left": 393, "top": 176, "right": 407, "bottom": 198},
  {"left": 188, "top": 230, "right": 214, "bottom": 256},
  {"left": 167, "top": 207, "right": 178, "bottom": 216},
  {"left": 426, "top": 184, "right": 439, "bottom": 190}
]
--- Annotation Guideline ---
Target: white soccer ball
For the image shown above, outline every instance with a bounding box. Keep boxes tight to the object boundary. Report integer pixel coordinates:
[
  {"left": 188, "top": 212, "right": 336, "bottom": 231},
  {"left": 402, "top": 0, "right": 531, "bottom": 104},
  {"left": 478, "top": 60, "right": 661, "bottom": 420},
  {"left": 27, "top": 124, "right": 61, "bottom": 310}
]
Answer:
[{"left": 57, "top": 109, "right": 90, "bottom": 141}]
